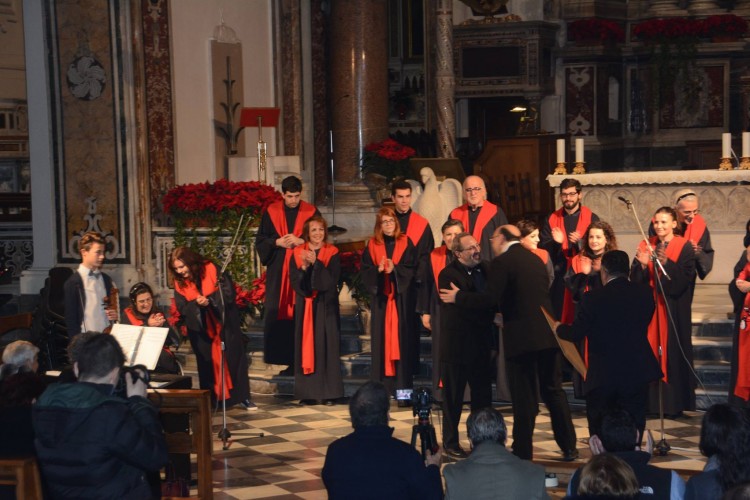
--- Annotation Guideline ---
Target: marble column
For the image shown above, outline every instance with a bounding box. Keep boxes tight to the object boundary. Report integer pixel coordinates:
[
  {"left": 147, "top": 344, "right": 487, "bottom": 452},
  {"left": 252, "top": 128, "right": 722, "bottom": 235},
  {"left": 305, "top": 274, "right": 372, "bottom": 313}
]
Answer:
[
  {"left": 328, "top": 0, "right": 387, "bottom": 206},
  {"left": 436, "top": 0, "right": 456, "bottom": 158}
]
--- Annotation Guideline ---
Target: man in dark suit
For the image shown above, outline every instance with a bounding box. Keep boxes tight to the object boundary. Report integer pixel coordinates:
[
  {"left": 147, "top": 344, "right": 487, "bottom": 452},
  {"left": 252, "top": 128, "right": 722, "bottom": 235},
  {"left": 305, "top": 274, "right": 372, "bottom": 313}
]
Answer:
[
  {"left": 555, "top": 250, "right": 661, "bottom": 438},
  {"left": 488, "top": 225, "right": 577, "bottom": 461},
  {"left": 437, "top": 232, "right": 496, "bottom": 460}
]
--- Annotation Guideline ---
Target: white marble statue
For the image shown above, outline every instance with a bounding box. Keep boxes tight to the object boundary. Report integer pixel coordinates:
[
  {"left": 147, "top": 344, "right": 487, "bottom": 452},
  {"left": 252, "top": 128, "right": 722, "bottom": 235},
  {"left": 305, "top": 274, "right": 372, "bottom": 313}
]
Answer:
[{"left": 408, "top": 167, "right": 463, "bottom": 247}]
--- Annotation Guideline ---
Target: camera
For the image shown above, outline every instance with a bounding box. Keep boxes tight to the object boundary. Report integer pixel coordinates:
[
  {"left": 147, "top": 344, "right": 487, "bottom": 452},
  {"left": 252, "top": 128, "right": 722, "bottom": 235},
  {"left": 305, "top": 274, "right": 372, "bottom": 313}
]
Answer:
[
  {"left": 115, "top": 364, "right": 150, "bottom": 397},
  {"left": 411, "top": 387, "right": 433, "bottom": 419}
]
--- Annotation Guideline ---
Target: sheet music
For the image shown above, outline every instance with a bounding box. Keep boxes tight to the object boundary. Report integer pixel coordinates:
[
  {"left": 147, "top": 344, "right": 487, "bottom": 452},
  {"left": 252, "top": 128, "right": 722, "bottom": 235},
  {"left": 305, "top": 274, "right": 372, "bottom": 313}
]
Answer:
[
  {"left": 540, "top": 306, "right": 588, "bottom": 378},
  {"left": 110, "top": 324, "right": 169, "bottom": 370}
]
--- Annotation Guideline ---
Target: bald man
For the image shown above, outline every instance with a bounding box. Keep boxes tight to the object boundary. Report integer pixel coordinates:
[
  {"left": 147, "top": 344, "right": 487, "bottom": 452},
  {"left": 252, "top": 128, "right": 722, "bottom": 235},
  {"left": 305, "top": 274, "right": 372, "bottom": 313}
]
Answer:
[
  {"left": 488, "top": 225, "right": 577, "bottom": 461},
  {"left": 449, "top": 176, "right": 508, "bottom": 262}
]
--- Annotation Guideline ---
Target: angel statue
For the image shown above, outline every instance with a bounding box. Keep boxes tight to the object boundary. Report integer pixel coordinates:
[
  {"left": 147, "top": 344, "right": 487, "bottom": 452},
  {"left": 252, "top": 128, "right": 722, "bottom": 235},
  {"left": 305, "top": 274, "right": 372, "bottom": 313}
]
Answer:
[{"left": 407, "top": 167, "right": 463, "bottom": 247}]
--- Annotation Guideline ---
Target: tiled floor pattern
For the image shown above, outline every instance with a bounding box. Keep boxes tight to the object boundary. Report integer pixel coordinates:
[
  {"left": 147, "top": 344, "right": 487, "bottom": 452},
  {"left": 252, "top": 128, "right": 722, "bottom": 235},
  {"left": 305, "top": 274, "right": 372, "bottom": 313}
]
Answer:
[{"left": 201, "top": 395, "right": 707, "bottom": 499}]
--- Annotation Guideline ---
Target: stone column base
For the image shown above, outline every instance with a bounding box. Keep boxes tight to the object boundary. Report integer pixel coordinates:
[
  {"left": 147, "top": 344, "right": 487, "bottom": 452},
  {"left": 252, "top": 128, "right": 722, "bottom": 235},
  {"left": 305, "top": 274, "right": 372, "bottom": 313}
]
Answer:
[{"left": 333, "top": 182, "right": 378, "bottom": 207}]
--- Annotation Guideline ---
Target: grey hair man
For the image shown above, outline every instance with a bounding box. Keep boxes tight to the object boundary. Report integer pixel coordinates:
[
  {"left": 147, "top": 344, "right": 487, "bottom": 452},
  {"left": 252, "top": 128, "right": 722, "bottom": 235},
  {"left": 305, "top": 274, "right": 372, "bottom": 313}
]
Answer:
[
  {"left": 0, "top": 340, "right": 39, "bottom": 379},
  {"left": 322, "top": 381, "right": 443, "bottom": 499},
  {"left": 673, "top": 189, "right": 714, "bottom": 288},
  {"left": 444, "top": 407, "right": 550, "bottom": 499}
]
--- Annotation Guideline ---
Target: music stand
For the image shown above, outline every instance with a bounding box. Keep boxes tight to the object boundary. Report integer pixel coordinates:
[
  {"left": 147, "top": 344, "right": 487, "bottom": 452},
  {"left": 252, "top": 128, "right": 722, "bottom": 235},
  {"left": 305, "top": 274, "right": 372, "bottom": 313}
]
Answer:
[{"left": 240, "top": 107, "right": 280, "bottom": 183}]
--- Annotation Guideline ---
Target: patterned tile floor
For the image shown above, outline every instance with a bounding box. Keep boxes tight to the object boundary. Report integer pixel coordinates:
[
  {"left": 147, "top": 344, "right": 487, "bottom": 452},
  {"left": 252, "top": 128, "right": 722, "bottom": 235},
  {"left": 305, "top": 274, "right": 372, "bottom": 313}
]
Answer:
[{"left": 200, "top": 395, "right": 707, "bottom": 499}]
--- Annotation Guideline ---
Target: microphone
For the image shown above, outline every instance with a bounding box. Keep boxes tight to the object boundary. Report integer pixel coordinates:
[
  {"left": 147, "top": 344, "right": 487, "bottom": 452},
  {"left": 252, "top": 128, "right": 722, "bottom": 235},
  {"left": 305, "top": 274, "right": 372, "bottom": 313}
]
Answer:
[{"left": 617, "top": 196, "right": 632, "bottom": 205}]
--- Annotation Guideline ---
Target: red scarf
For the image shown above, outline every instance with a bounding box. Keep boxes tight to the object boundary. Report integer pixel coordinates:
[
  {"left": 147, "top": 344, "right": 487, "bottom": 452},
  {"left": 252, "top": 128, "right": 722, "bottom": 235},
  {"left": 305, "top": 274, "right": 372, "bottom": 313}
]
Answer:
[
  {"left": 450, "top": 202, "right": 498, "bottom": 243},
  {"left": 548, "top": 206, "right": 593, "bottom": 255},
  {"left": 430, "top": 246, "right": 449, "bottom": 289},
  {"left": 267, "top": 200, "right": 317, "bottom": 320},
  {"left": 736, "top": 264, "right": 750, "bottom": 400},
  {"left": 292, "top": 243, "right": 338, "bottom": 375},
  {"left": 638, "top": 236, "right": 688, "bottom": 383},
  {"left": 404, "top": 212, "right": 429, "bottom": 247},
  {"left": 124, "top": 307, "right": 144, "bottom": 326},
  {"left": 682, "top": 214, "right": 707, "bottom": 245},
  {"left": 531, "top": 247, "right": 549, "bottom": 265},
  {"left": 368, "top": 236, "right": 408, "bottom": 377},
  {"left": 174, "top": 262, "right": 232, "bottom": 400}
]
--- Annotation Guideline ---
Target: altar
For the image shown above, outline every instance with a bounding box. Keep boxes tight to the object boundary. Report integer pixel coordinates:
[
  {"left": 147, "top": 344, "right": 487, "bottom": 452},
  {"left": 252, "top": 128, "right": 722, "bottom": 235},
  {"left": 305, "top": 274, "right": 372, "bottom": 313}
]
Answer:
[{"left": 547, "top": 169, "right": 750, "bottom": 285}]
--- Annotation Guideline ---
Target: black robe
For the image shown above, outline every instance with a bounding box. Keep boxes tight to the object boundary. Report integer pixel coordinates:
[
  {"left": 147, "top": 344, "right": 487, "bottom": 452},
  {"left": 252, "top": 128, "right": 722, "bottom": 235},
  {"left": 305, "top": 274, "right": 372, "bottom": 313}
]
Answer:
[
  {"left": 290, "top": 250, "right": 344, "bottom": 401},
  {"left": 255, "top": 202, "right": 320, "bottom": 365},
  {"left": 418, "top": 247, "right": 450, "bottom": 401},
  {"left": 630, "top": 241, "right": 696, "bottom": 415},
  {"left": 361, "top": 235, "right": 417, "bottom": 393},
  {"left": 728, "top": 250, "right": 750, "bottom": 408},
  {"left": 173, "top": 264, "right": 250, "bottom": 406},
  {"left": 120, "top": 306, "right": 181, "bottom": 374}
]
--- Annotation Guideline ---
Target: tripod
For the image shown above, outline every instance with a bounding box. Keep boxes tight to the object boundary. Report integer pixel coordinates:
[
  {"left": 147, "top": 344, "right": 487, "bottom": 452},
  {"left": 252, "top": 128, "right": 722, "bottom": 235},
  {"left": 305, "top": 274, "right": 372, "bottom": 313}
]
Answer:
[
  {"left": 215, "top": 213, "right": 264, "bottom": 449},
  {"left": 620, "top": 196, "right": 672, "bottom": 455},
  {"left": 410, "top": 413, "right": 439, "bottom": 460}
]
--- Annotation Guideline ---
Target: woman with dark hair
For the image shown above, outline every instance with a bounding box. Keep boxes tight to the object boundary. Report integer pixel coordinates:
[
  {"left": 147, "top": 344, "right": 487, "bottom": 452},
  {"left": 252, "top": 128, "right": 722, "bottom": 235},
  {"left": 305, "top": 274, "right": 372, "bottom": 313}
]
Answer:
[
  {"left": 517, "top": 219, "right": 554, "bottom": 287},
  {"left": 289, "top": 216, "right": 344, "bottom": 405},
  {"left": 169, "top": 246, "right": 253, "bottom": 409},
  {"left": 566, "top": 453, "right": 639, "bottom": 499},
  {"left": 361, "top": 207, "right": 417, "bottom": 400},
  {"left": 728, "top": 218, "right": 750, "bottom": 407},
  {"left": 631, "top": 206, "right": 696, "bottom": 416},
  {"left": 686, "top": 404, "right": 750, "bottom": 499},
  {"left": 121, "top": 282, "right": 181, "bottom": 374}
]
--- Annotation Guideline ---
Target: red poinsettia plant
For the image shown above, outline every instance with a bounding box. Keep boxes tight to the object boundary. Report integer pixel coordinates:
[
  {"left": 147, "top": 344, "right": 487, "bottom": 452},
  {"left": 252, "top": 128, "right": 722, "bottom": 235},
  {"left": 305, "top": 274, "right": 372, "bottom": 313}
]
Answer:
[
  {"left": 339, "top": 249, "right": 370, "bottom": 308},
  {"left": 162, "top": 179, "right": 280, "bottom": 221},
  {"left": 701, "top": 14, "right": 748, "bottom": 38},
  {"left": 246, "top": 272, "right": 267, "bottom": 318},
  {"left": 361, "top": 138, "right": 416, "bottom": 183},
  {"left": 568, "top": 18, "right": 625, "bottom": 44}
]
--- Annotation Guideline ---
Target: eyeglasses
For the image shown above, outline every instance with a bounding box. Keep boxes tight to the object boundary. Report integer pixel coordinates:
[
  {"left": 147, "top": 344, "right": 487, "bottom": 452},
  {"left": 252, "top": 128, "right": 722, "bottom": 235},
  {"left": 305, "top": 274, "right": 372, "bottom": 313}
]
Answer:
[
  {"left": 465, "top": 187, "right": 483, "bottom": 193},
  {"left": 461, "top": 244, "right": 481, "bottom": 252},
  {"left": 560, "top": 191, "right": 579, "bottom": 198},
  {"left": 680, "top": 209, "right": 699, "bottom": 216},
  {"left": 381, "top": 219, "right": 396, "bottom": 225}
]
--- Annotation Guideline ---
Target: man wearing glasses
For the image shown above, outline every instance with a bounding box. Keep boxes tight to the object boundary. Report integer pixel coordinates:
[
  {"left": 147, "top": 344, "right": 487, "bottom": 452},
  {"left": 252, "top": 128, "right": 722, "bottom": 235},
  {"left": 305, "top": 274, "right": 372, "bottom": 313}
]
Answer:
[
  {"left": 437, "top": 233, "right": 496, "bottom": 460},
  {"left": 540, "top": 178, "right": 599, "bottom": 318},
  {"left": 449, "top": 176, "right": 508, "bottom": 262},
  {"left": 673, "top": 189, "right": 714, "bottom": 298}
]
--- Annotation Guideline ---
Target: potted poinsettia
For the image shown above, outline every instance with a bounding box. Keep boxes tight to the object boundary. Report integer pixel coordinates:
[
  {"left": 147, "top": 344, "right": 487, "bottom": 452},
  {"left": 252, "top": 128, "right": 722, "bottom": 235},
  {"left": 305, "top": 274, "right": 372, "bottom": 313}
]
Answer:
[{"left": 568, "top": 18, "right": 625, "bottom": 45}]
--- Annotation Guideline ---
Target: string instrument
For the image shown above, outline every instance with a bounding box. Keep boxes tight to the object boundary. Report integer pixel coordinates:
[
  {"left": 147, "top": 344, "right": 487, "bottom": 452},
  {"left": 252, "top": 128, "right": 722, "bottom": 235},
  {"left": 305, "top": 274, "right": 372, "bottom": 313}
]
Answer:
[{"left": 103, "top": 284, "right": 120, "bottom": 333}]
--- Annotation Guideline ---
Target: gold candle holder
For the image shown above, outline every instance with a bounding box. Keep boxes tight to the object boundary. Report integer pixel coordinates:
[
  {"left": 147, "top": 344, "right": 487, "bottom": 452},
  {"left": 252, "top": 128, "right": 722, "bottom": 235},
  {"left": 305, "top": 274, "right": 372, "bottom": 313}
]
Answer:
[
  {"left": 740, "top": 157, "right": 750, "bottom": 170},
  {"left": 719, "top": 157, "right": 733, "bottom": 170},
  {"left": 572, "top": 161, "right": 586, "bottom": 174},
  {"left": 553, "top": 162, "right": 567, "bottom": 175}
]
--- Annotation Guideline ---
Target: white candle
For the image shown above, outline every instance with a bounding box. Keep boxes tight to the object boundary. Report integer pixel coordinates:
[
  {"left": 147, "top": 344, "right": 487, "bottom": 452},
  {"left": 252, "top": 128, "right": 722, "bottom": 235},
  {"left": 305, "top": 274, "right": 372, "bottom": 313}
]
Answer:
[
  {"left": 743, "top": 132, "right": 750, "bottom": 158},
  {"left": 575, "top": 138, "right": 584, "bottom": 163},
  {"left": 556, "top": 139, "right": 565, "bottom": 163},
  {"left": 722, "top": 133, "right": 732, "bottom": 158}
]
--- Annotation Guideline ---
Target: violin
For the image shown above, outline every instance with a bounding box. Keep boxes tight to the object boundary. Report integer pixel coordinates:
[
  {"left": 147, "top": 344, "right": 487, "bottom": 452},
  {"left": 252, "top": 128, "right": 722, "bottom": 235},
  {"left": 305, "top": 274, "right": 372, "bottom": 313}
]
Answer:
[{"left": 103, "top": 285, "right": 120, "bottom": 333}]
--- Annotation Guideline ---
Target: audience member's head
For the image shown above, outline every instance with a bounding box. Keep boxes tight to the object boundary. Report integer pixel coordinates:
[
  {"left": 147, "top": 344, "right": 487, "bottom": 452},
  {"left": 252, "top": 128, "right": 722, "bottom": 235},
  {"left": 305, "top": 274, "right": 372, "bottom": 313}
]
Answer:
[
  {"left": 597, "top": 409, "right": 639, "bottom": 453},
  {"left": 349, "top": 381, "right": 389, "bottom": 429},
  {"left": 577, "top": 453, "right": 639, "bottom": 499},
  {"left": 699, "top": 403, "right": 738, "bottom": 458},
  {"left": 0, "top": 340, "right": 39, "bottom": 380},
  {"left": 601, "top": 250, "right": 631, "bottom": 280},
  {"left": 73, "top": 333, "right": 125, "bottom": 384},
  {"left": 466, "top": 407, "right": 507, "bottom": 448},
  {"left": 703, "top": 404, "right": 750, "bottom": 493},
  {"left": 724, "top": 482, "right": 750, "bottom": 500}
]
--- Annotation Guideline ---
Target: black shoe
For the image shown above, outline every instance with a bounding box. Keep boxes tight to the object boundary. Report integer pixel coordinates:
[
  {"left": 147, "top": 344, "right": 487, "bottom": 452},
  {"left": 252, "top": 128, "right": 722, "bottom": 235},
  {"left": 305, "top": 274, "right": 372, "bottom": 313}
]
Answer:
[
  {"left": 562, "top": 449, "right": 579, "bottom": 461},
  {"left": 324, "top": 399, "right": 335, "bottom": 406},
  {"left": 299, "top": 399, "right": 318, "bottom": 406},
  {"left": 444, "top": 446, "right": 468, "bottom": 460}
]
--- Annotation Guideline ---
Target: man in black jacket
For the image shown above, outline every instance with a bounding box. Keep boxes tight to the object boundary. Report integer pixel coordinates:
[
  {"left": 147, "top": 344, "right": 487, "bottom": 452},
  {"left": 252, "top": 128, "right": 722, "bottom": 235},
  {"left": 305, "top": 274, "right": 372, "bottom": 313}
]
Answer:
[
  {"left": 488, "top": 225, "right": 577, "bottom": 461},
  {"left": 437, "top": 232, "right": 497, "bottom": 459},
  {"left": 33, "top": 333, "right": 167, "bottom": 499},
  {"left": 555, "top": 250, "right": 661, "bottom": 438}
]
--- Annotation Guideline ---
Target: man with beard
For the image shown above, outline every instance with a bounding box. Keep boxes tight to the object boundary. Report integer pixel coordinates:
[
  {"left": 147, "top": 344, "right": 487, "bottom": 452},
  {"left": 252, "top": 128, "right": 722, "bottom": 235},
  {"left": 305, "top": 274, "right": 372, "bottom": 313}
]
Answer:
[
  {"left": 438, "top": 232, "right": 496, "bottom": 459},
  {"left": 673, "top": 189, "right": 714, "bottom": 300},
  {"left": 540, "top": 179, "right": 599, "bottom": 318}
]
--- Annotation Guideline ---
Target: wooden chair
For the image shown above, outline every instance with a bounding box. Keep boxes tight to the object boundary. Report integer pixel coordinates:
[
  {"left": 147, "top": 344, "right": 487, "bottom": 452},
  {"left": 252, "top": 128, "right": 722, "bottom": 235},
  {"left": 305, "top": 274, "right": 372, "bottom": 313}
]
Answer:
[
  {"left": 0, "top": 457, "right": 44, "bottom": 500},
  {"left": 148, "top": 389, "right": 213, "bottom": 500}
]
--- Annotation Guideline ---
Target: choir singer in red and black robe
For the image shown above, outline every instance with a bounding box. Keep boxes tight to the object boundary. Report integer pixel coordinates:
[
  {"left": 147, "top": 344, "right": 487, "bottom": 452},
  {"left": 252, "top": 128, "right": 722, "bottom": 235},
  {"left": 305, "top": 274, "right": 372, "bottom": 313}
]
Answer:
[
  {"left": 631, "top": 207, "right": 696, "bottom": 417},
  {"left": 361, "top": 207, "right": 417, "bottom": 399},
  {"left": 255, "top": 176, "right": 319, "bottom": 370},
  {"left": 290, "top": 216, "right": 344, "bottom": 405}
]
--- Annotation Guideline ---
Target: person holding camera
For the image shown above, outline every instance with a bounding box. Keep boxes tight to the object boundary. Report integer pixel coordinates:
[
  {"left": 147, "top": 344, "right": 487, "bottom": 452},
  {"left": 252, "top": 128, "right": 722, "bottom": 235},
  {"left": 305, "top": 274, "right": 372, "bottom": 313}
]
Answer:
[
  {"left": 32, "top": 333, "right": 168, "bottom": 499},
  {"left": 437, "top": 232, "right": 497, "bottom": 460}
]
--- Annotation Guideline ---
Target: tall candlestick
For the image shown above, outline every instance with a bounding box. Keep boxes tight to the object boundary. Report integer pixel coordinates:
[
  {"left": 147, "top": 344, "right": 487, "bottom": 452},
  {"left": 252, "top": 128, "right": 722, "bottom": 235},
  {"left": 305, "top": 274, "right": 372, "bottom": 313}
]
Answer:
[
  {"left": 556, "top": 139, "right": 565, "bottom": 164},
  {"left": 575, "top": 138, "right": 584, "bottom": 163},
  {"left": 722, "top": 133, "right": 732, "bottom": 158},
  {"left": 743, "top": 132, "right": 750, "bottom": 158}
]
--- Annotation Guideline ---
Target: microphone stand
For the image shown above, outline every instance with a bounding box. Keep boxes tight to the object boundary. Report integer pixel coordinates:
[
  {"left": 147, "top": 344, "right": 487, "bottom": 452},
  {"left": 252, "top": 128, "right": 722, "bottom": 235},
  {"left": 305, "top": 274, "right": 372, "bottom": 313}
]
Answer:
[
  {"left": 619, "top": 197, "right": 671, "bottom": 456},
  {"left": 215, "top": 213, "right": 264, "bottom": 449}
]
